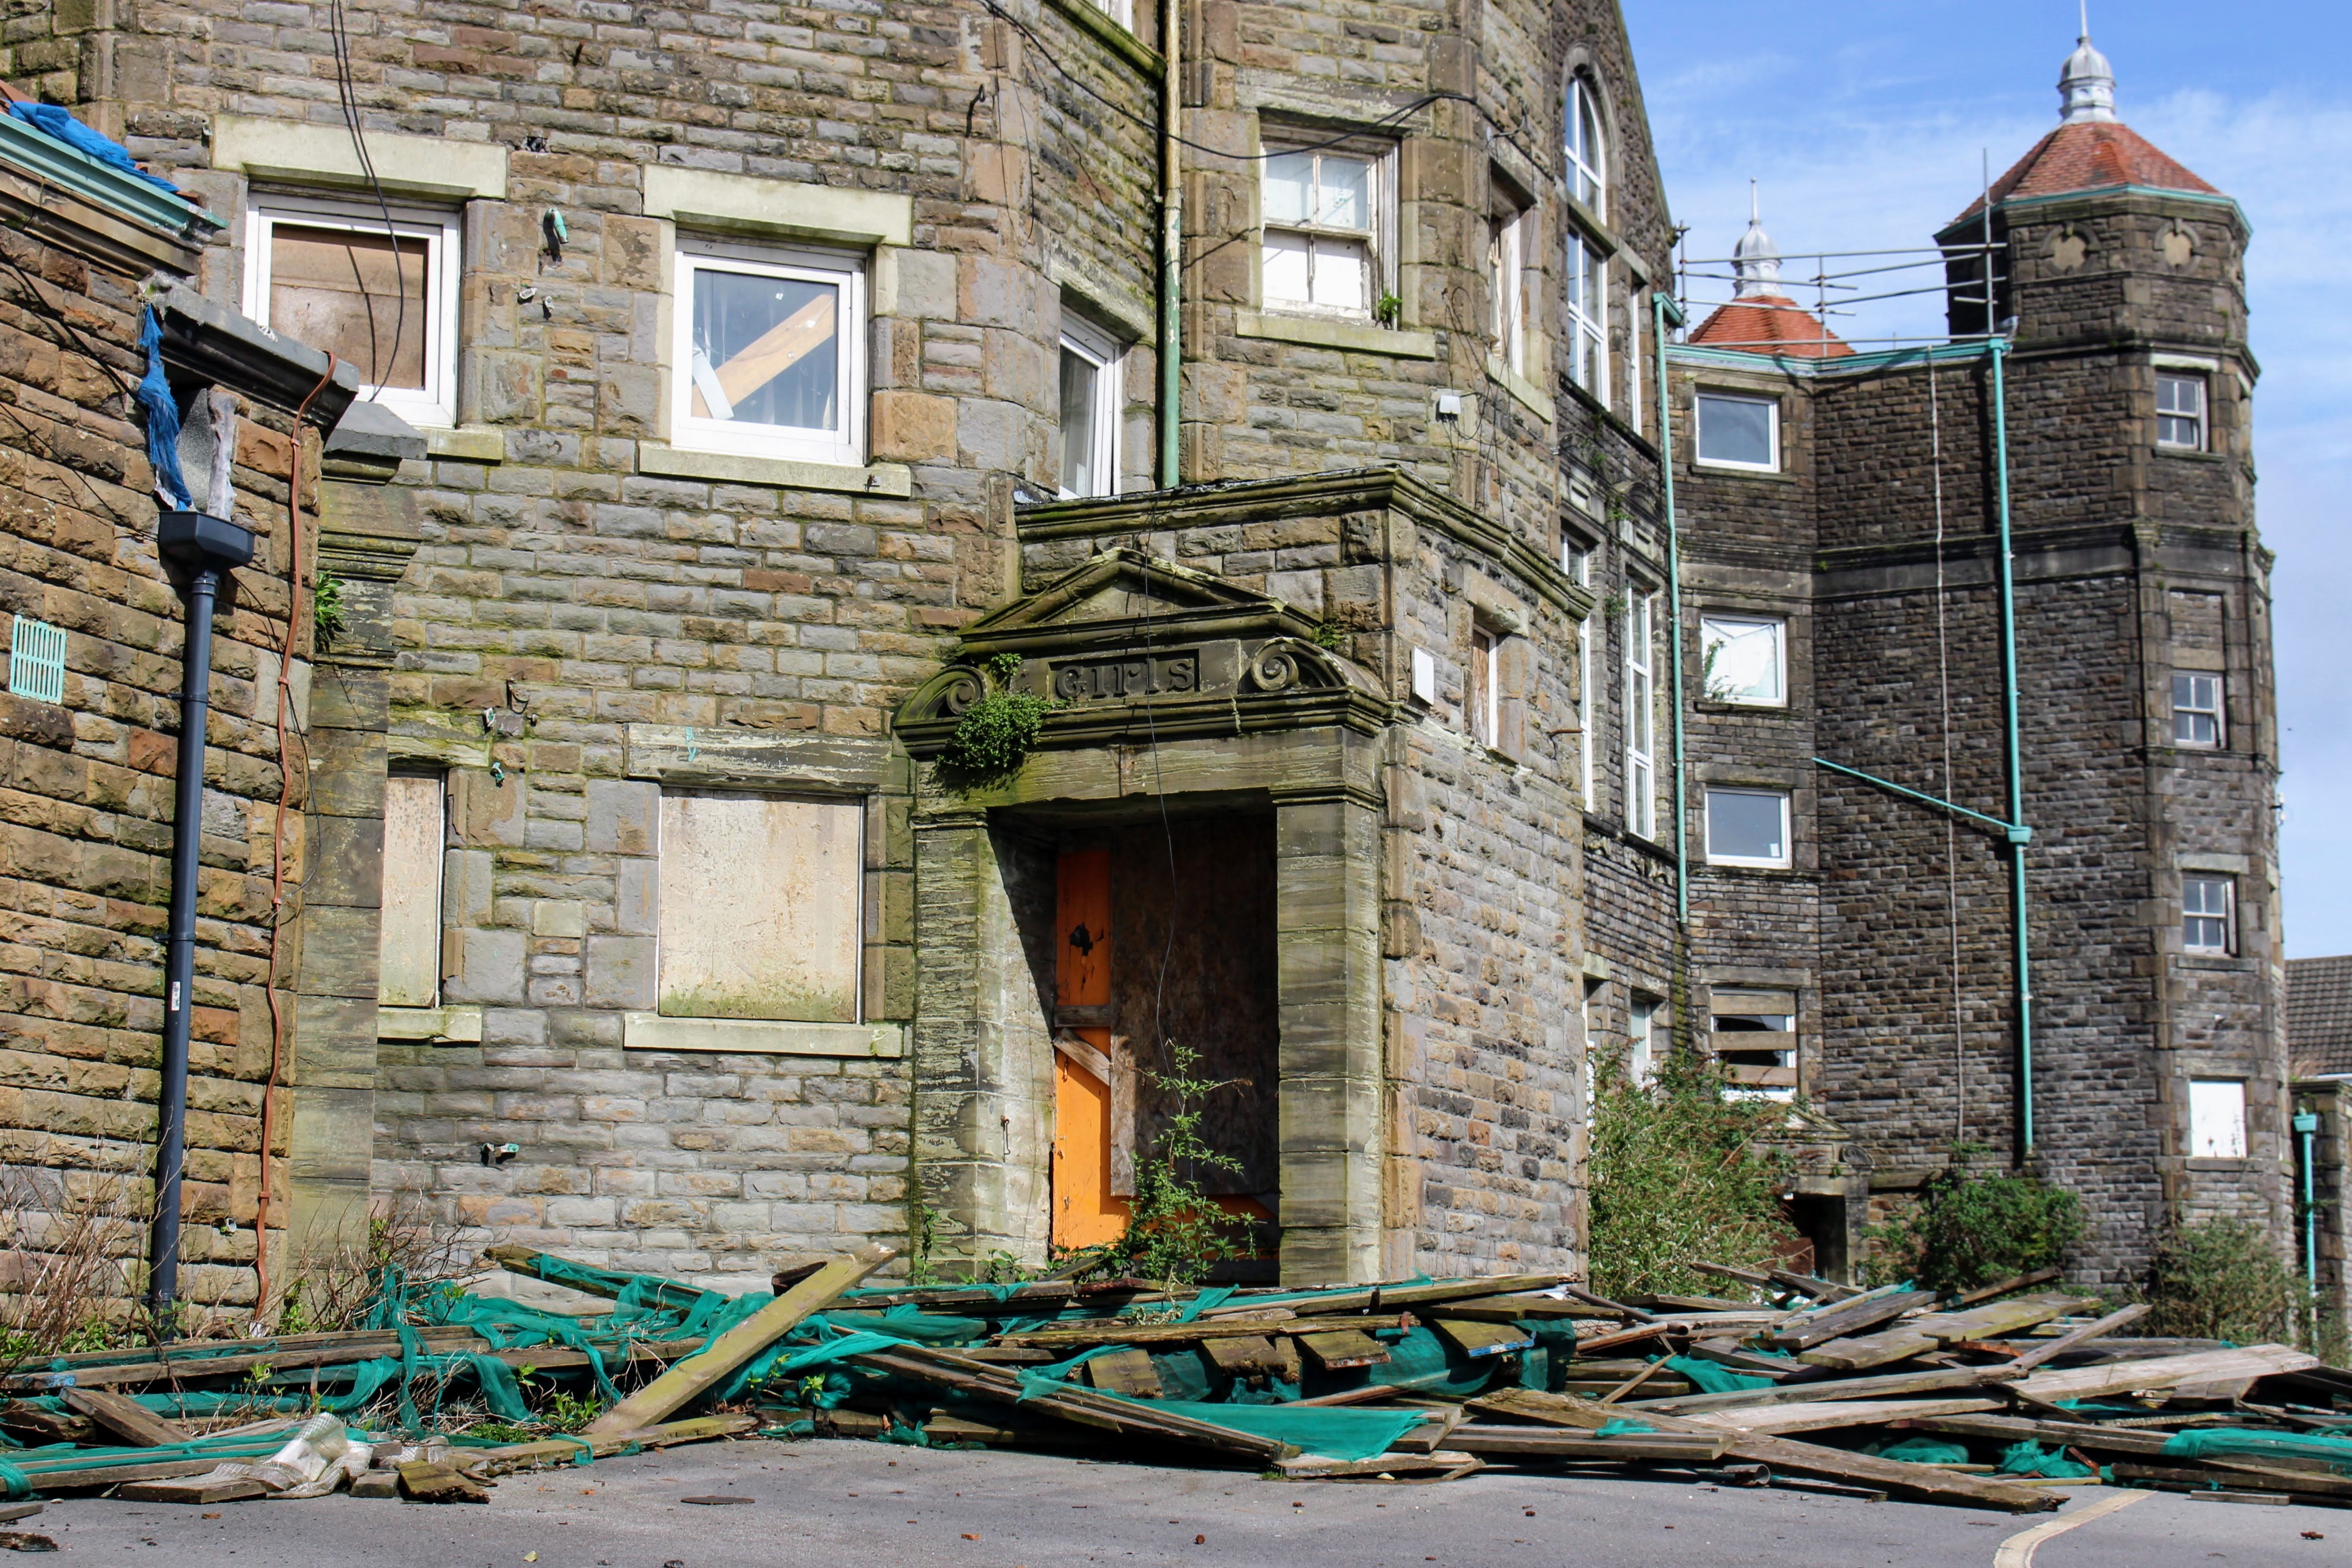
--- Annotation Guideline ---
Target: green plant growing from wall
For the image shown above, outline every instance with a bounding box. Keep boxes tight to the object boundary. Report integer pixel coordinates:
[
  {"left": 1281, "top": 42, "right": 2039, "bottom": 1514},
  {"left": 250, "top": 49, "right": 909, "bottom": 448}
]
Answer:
[
  {"left": 1865, "top": 1149, "right": 2084, "bottom": 1294},
  {"left": 312, "top": 574, "right": 348, "bottom": 647},
  {"left": 936, "top": 654, "right": 1059, "bottom": 789},
  {"left": 1586, "top": 1047, "right": 1800, "bottom": 1300},
  {"left": 1374, "top": 292, "right": 1403, "bottom": 328}
]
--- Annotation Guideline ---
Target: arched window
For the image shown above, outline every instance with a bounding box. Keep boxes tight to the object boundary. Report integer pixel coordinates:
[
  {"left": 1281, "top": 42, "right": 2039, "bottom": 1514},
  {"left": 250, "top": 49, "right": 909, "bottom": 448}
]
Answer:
[{"left": 1566, "top": 73, "right": 1605, "bottom": 216}]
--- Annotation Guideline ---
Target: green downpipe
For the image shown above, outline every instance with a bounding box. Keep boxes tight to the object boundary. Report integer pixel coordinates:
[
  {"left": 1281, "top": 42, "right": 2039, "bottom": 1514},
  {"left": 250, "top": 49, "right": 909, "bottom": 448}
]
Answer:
[
  {"left": 1989, "top": 337, "right": 2034, "bottom": 1163},
  {"left": 1156, "top": 0, "right": 1181, "bottom": 489},
  {"left": 1655, "top": 291, "right": 1689, "bottom": 928},
  {"left": 2296, "top": 1110, "right": 2321, "bottom": 1282}
]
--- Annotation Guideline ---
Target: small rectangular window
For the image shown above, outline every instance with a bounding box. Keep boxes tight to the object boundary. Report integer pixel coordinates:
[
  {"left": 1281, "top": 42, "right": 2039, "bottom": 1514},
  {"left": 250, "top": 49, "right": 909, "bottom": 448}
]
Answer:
[
  {"left": 1468, "top": 625, "right": 1500, "bottom": 746},
  {"left": 8, "top": 614, "right": 65, "bottom": 704},
  {"left": 2182, "top": 874, "right": 2234, "bottom": 954},
  {"left": 2171, "top": 673, "right": 2223, "bottom": 747},
  {"left": 1705, "top": 787, "right": 1791, "bottom": 868},
  {"left": 658, "top": 791, "right": 863, "bottom": 1022},
  {"left": 1700, "top": 615, "right": 1786, "bottom": 706},
  {"left": 1489, "top": 203, "right": 1529, "bottom": 376},
  {"left": 674, "top": 239, "right": 866, "bottom": 466},
  {"left": 2157, "top": 372, "right": 2206, "bottom": 450},
  {"left": 1624, "top": 591, "right": 1655, "bottom": 838},
  {"left": 379, "top": 773, "right": 446, "bottom": 1008},
  {"left": 1086, "top": 0, "right": 1134, "bottom": 26},
  {"left": 2189, "top": 1078, "right": 2247, "bottom": 1159},
  {"left": 1627, "top": 996, "right": 1660, "bottom": 1086},
  {"left": 1263, "top": 146, "right": 1379, "bottom": 318},
  {"left": 244, "top": 198, "right": 461, "bottom": 427},
  {"left": 1058, "top": 314, "right": 1124, "bottom": 499},
  {"left": 1696, "top": 391, "right": 1778, "bottom": 470},
  {"left": 1565, "top": 542, "right": 1595, "bottom": 809},
  {"left": 1566, "top": 230, "right": 1606, "bottom": 397},
  {"left": 1712, "top": 989, "right": 1796, "bottom": 1101}
]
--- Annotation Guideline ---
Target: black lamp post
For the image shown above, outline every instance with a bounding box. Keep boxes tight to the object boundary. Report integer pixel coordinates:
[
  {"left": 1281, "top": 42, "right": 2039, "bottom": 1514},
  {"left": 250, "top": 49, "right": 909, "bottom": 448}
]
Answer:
[{"left": 148, "top": 507, "right": 255, "bottom": 1325}]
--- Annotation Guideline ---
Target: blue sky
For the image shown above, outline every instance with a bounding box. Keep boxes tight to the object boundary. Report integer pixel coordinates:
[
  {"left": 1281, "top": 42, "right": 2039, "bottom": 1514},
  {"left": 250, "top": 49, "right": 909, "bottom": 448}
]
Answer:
[{"left": 1624, "top": 0, "right": 2352, "bottom": 958}]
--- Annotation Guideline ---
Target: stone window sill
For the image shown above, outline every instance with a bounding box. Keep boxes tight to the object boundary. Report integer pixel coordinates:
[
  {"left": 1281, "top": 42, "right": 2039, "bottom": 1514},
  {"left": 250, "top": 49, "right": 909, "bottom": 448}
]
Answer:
[
  {"left": 379, "top": 1004, "right": 484, "bottom": 1044},
  {"left": 1484, "top": 354, "right": 1555, "bottom": 422},
  {"left": 1691, "top": 459, "right": 1798, "bottom": 483},
  {"left": 2176, "top": 954, "right": 2256, "bottom": 973},
  {"left": 639, "top": 442, "right": 913, "bottom": 497},
  {"left": 426, "top": 426, "right": 507, "bottom": 463},
  {"left": 2185, "top": 1157, "right": 2249, "bottom": 1171},
  {"left": 623, "top": 1012, "right": 906, "bottom": 1058},
  {"left": 1235, "top": 309, "right": 1439, "bottom": 360}
]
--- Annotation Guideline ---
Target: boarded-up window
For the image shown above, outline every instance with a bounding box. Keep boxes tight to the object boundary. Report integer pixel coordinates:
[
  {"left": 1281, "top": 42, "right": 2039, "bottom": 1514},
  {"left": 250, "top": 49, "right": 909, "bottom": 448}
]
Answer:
[
  {"left": 243, "top": 200, "right": 458, "bottom": 426},
  {"left": 378, "top": 774, "right": 445, "bottom": 1007},
  {"left": 1711, "top": 988, "right": 1796, "bottom": 1100},
  {"left": 657, "top": 792, "right": 861, "bottom": 1022},
  {"left": 2189, "top": 1078, "right": 2247, "bottom": 1159},
  {"left": 2168, "top": 590, "right": 2225, "bottom": 661}
]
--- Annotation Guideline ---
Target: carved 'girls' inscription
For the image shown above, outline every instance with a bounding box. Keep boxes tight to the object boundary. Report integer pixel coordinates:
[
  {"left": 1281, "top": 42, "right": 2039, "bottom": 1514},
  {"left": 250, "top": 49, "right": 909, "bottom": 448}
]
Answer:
[{"left": 1050, "top": 651, "right": 1200, "bottom": 701}]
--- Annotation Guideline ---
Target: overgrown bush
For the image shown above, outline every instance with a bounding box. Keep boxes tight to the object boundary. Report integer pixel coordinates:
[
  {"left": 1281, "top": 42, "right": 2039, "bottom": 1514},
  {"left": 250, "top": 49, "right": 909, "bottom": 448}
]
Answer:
[
  {"left": 1586, "top": 1048, "right": 1800, "bottom": 1301},
  {"left": 1078, "top": 1038, "right": 1250, "bottom": 1288},
  {"left": 1866, "top": 1155, "right": 2083, "bottom": 1294},
  {"left": 2141, "top": 1217, "right": 2304, "bottom": 1344},
  {"left": 0, "top": 1165, "right": 150, "bottom": 1374},
  {"left": 276, "top": 1189, "right": 473, "bottom": 1334},
  {"left": 936, "top": 654, "right": 1058, "bottom": 788}
]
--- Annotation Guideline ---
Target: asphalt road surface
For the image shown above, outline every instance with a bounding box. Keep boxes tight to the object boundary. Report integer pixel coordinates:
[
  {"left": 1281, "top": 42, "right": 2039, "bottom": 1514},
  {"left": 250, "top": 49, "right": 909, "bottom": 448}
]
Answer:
[{"left": 12, "top": 1438, "right": 2338, "bottom": 1567}]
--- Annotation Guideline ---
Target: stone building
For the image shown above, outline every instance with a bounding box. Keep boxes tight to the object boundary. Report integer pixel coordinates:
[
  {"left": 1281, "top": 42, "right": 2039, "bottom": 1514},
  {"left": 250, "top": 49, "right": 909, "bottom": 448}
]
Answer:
[{"left": 0, "top": 0, "right": 2291, "bottom": 1305}]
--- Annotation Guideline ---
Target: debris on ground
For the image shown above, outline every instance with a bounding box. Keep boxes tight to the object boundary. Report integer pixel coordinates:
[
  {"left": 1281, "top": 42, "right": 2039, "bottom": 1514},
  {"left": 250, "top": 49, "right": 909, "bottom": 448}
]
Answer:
[{"left": 2, "top": 1246, "right": 2347, "bottom": 1515}]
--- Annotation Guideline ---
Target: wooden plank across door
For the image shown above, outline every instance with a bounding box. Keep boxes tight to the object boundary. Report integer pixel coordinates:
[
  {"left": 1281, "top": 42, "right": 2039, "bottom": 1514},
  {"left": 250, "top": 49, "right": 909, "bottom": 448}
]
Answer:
[{"left": 1052, "top": 849, "right": 1127, "bottom": 1250}]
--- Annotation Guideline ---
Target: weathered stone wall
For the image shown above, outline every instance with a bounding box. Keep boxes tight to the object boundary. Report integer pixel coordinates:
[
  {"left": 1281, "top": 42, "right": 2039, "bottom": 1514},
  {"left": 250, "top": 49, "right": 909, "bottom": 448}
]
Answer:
[{"left": 0, "top": 217, "right": 320, "bottom": 1311}]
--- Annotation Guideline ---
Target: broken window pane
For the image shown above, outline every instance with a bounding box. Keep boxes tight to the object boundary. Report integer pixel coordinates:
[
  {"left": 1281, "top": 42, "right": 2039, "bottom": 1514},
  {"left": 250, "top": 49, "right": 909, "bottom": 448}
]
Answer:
[
  {"left": 658, "top": 792, "right": 862, "bottom": 1022},
  {"left": 1700, "top": 616, "right": 1785, "bottom": 705}
]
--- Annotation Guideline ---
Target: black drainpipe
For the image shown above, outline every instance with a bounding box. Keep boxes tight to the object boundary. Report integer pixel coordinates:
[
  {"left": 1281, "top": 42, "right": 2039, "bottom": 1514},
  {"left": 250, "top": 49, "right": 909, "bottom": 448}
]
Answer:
[{"left": 148, "top": 507, "right": 255, "bottom": 1324}]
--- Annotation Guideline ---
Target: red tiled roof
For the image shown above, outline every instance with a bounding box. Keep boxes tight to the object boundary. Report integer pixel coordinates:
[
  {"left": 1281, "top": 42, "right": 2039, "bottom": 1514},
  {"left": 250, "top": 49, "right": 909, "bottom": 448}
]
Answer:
[
  {"left": 1950, "top": 121, "right": 2217, "bottom": 226},
  {"left": 1687, "top": 294, "right": 1854, "bottom": 359}
]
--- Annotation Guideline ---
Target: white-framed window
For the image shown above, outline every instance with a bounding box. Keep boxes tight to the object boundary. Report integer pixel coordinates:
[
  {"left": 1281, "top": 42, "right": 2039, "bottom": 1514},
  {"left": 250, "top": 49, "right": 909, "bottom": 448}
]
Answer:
[
  {"left": 1705, "top": 787, "right": 1791, "bottom": 869},
  {"left": 2172, "top": 672, "right": 2223, "bottom": 748},
  {"left": 673, "top": 238, "right": 866, "bottom": 466},
  {"left": 1567, "top": 541, "right": 1595, "bottom": 808},
  {"left": 1058, "top": 313, "right": 1124, "bottom": 499},
  {"left": 1696, "top": 391, "right": 1779, "bottom": 471},
  {"left": 1625, "top": 286, "right": 1644, "bottom": 435},
  {"left": 1565, "top": 72, "right": 1605, "bottom": 217},
  {"left": 1468, "top": 624, "right": 1500, "bottom": 746},
  {"left": 1566, "top": 229, "right": 1606, "bottom": 397},
  {"left": 1627, "top": 995, "right": 1660, "bottom": 1086},
  {"left": 1701, "top": 615, "right": 1786, "bottom": 706},
  {"left": 2157, "top": 372, "right": 2206, "bottom": 451},
  {"left": 2188, "top": 1078, "right": 2248, "bottom": 1159},
  {"left": 657, "top": 791, "right": 864, "bottom": 1022},
  {"left": 243, "top": 196, "right": 461, "bottom": 427},
  {"left": 1086, "top": 0, "right": 1133, "bottom": 27},
  {"left": 1262, "top": 143, "right": 1381, "bottom": 319},
  {"left": 1489, "top": 201, "right": 1530, "bottom": 376},
  {"left": 378, "top": 772, "right": 446, "bottom": 1008},
  {"left": 1624, "top": 589, "right": 1655, "bottom": 839},
  {"left": 2182, "top": 874, "right": 2234, "bottom": 955}
]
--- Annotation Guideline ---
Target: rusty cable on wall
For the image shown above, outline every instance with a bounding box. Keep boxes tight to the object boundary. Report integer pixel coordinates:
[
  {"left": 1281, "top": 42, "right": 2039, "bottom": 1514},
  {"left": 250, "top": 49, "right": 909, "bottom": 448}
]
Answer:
[{"left": 252, "top": 355, "right": 340, "bottom": 1323}]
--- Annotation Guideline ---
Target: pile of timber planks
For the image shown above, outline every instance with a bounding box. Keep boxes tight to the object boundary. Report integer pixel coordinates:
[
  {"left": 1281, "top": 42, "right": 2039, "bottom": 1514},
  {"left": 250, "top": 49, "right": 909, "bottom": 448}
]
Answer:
[{"left": 5, "top": 1244, "right": 2346, "bottom": 1518}]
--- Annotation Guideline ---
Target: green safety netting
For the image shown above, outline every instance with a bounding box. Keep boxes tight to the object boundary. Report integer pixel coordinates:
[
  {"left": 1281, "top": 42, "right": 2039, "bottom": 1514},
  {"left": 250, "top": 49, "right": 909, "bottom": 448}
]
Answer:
[
  {"left": 2160, "top": 1426, "right": 2352, "bottom": 1476},
  {"left": 1663, "top": 1356, "right": 1777, "bottom": 1395},
  {"left": 1868, "top": 1436, "right": 1971, "bottom": 1465},
  {"left": 1996, "top": 1440, "right": 2093, "bottom": 1478}
]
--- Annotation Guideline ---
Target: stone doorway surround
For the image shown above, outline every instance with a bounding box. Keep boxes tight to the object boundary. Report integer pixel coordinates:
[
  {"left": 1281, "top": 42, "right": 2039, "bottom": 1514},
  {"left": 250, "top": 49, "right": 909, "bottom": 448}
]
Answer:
[{"left": 895, "top": 550, "right": 1392, "bottom": 1285}]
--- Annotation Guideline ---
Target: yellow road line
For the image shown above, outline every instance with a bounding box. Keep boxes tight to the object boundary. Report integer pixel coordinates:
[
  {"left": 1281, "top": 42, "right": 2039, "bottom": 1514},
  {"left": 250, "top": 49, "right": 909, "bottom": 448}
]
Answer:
[{"left": 1993, "top": 1489, "right": 2152, "bottom": 1568}]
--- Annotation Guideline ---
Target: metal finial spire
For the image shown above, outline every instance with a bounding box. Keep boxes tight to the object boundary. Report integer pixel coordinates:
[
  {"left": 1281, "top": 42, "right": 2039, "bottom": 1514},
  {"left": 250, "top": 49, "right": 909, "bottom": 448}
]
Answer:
[
  {"left": 1732, "top": 182, "right": 1781, "bottom": 299},
  {"left": 2059, "top": 9, "right": 2117, "bottom": 124}
]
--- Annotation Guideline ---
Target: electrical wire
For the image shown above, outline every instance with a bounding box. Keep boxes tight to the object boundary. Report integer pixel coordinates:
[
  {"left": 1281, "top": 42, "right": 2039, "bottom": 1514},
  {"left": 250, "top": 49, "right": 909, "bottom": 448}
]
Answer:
[{"left": 325, "top": 0, "right": 406, "bottom": 397}]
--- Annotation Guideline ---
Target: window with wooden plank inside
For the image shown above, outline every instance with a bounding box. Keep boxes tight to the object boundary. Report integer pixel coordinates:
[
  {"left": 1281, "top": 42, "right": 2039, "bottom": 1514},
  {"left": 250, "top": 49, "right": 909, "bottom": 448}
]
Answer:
[
  {"left": 1710, "top": 989, "right": 1796, "bottom": 1100},
  {"left": 243, "top": 198, "right": 459, "bottom": 426},
  {"left": 655, "top": 791, "right": 862, "bottom": 1022},
  {"left": 673, "top": 239, "right": 865, "bottom": 465},
  {"left": 378, "top": 773, "right": 446, "bottom": 1009}
]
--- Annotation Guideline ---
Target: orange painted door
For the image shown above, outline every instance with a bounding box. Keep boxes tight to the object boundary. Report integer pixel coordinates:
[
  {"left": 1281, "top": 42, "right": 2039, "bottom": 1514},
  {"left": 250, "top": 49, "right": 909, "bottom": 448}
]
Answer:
[{"left": 1051, "top": 850, "right": 1127, "bottom": 1250}]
